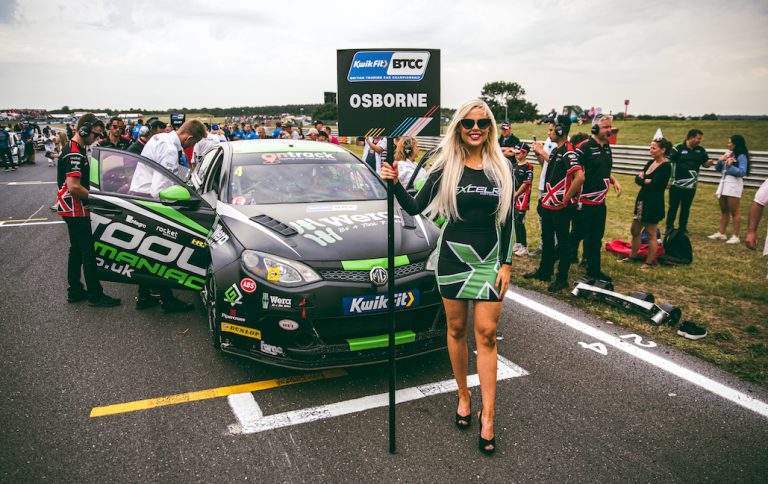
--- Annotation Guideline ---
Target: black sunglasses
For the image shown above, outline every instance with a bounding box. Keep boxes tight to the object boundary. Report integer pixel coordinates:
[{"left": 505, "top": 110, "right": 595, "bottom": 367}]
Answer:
[{"left": 460, "top": 118, "right": 492, "bottom": 130}]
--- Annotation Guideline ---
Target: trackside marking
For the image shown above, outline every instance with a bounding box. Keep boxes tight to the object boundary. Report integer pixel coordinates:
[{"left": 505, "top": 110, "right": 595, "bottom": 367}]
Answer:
[
  {"left": 505, "top": 289, "right": 768, "bottom": 419},
  {"left": 228, "top": 393, "right": 263, "bottom": 428},
  {"left": 0, "top": 181, "right": 57, "bottom": 185},
  {"left": 89, "top": 369, "right": 347, "bottom": 417},
  {"left": 229, "top": 355, "right": 528, "bottom": 435},
  {"left": 0, "top": 217, "right": 48, "bottom": 224},
  {"left": 0, "top": 220, "right": 64, "bottom": 227}
]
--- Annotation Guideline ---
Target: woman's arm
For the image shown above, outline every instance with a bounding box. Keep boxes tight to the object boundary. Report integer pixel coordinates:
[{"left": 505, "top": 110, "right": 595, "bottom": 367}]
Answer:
[
  {"left": 389, "top": 167, "right": 442, "bottom": 215},
  {"left": 725, "top": 154, "right": 748, "bottom": 177},
  {"left": 647, "top": 162, "right": 671, "bottom": 191}
]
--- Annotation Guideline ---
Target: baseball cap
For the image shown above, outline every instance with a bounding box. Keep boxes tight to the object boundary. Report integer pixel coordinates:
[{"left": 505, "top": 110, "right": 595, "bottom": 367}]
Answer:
[
  {"left": 500, "top": 123, "right": 511, "bottom": 130},
  {"left": 212, "top": 124, "right": 220, "bottom": 130},
  {"left": 514, "top": 142, "right": 530, "bottom": 154}
]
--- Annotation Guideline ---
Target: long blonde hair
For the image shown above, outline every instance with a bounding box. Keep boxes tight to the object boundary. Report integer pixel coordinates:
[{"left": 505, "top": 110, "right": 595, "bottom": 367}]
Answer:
[{"left": 424, "top": 99, "right": 513, "bottom": 224}]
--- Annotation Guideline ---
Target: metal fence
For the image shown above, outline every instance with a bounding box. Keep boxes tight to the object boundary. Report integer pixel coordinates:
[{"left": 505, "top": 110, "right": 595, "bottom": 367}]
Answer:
[{"left": 351, "top": 136, "right": 767, "bottom": 189}]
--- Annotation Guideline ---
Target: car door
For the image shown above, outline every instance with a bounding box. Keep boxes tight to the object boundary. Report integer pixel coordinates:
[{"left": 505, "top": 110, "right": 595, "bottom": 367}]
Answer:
[{"left": 88, "top": 147, "right": 216, "bottom": 292}]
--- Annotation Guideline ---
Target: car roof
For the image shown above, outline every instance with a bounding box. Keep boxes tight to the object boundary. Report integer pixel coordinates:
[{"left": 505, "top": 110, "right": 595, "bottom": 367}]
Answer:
[{"left": 229, "top": 139, "right": 348, "bottom": 155}]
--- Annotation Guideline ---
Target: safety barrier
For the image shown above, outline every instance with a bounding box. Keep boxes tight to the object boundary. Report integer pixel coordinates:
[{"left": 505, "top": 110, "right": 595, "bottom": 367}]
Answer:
[{"left": 342, "top": 135, "right": 767, "bottom": 188}]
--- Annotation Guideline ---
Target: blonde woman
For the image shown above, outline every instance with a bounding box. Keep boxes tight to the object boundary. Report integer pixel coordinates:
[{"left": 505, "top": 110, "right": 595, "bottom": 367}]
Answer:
[{"left": 381, "top": 99, "right": 514, "bottom": 456}]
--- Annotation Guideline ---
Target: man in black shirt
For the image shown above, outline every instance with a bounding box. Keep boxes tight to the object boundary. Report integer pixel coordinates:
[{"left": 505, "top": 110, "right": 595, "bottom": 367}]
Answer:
[
  {"left": 499, "top": 123, "right": 520, "bottom": 162},
  {"left": 56, "top": 113, "right": 121, "bottom": 307},
  {"left": 666, "top": 129, "right": 714, "bottom": 234},
  {"left": 524, "top": 116, "right": 584, "bottom": 292},
  {"left": 574, "top": 114, "right": 622, "bottom": 282},
  {"left": 99, "top": 117, "right": 132, "bottom": 150}
]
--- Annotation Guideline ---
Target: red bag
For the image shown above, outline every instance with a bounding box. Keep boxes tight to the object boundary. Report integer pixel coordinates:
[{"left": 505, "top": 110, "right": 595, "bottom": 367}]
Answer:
[{"left": 605, "top": 240, "right": 665, "bottom": 261}]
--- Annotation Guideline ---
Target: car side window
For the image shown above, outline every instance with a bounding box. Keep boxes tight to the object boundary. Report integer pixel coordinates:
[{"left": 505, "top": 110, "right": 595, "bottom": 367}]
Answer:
[
  {"left": 100, "top": 150, "right": 177, "bottom": 200},
  {"left": 203, "top": 151, "right": 224, "bottom": 195},
  {"left": 194, "top": 147, "right": 220, "bottom": 190}
]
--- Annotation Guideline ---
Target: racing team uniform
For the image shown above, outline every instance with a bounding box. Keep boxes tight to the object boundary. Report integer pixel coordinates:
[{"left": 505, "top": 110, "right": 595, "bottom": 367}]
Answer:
[
  {"left": 512, "top": 160, "right": 534, "bottom": 249},
  {"left": 574, "top": 137, "right": 613, "bottom": 279},
  {"left": 666, "top": 142, "right": 710, "bottom": 233},
  {"left": 538, "top": 142, "right": 581, "bottom": 282},
  {"left": 56, "top": 140, "right": 104, "bottom": 301},
  {"left": 0, "top": 129, "right": 13, "bottom": 169},
  {"left": 98, "top": 135, "right": 132, "bottom": 151}
]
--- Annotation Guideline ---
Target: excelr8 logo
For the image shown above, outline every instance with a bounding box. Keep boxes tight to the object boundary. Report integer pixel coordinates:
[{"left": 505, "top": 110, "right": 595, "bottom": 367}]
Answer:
[{"left": 348, "top": 51, "right": 430, "bottom": 82}]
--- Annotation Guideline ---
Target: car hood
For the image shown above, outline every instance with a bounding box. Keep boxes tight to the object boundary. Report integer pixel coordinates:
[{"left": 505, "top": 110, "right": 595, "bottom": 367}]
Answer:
[{"left": 215, "top": 200, "right": 438, "bottom": 262}]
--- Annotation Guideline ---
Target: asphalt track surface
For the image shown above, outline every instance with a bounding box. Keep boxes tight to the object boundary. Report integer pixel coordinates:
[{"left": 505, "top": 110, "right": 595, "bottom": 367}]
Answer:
[{"left": 1, "top": 153, "right": 767, "bottom": 483}]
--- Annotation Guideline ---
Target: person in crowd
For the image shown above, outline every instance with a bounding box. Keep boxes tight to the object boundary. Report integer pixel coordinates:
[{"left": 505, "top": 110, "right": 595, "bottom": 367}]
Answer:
[
  {"left": 192, "top": 130, "right": 223, "bottom": 168},
  {"left": 393, "top": 136, "right": 425, "bottom": 187},
  {"left": 316, "top": 130, "right": 329, "bottom": 142},
  {"left": 99, "top": 117, "right": 132, "bottom": 150},
  {"left": 511, "top": 142, "right": 534, "bottom": 256},
  {"left": 242, "top": 123, "right": 258, "bottom": 140},
  {"left": 666, "top": 129, "right": 714, "bottom": 235},
  {"left": 381, "top": 99, "right": 514, "bottom": 456},
  {"left": 314, "top": 120, "right": 325, "bottom": 135},
  {"left": 229, "top": 124, "right": 243, "bottom": 141},
  {"left": 307, "top": 128, "right": 319, "bottom": 141},
  {"left": 0, "top": 125, "right": 15, "bottom": 171},
  {"left": 324, "top": 126, "right": 339, "bottom": 145},
  {"left": 20, "top": 121, "right": 35, "bottom": 164},
  {"left": 498, "top": 122, "right": 520, "bottom": 163},
  {"left": 524, "top": 116, "right": 584, "bottom": 292},
  {"left": 272, "top": 121, "right": 283, "bottom": 139},
  {"left": 56, "top": 113, "right": 121, "bottom": 307},
  {"left": 129, "top": 120, "right": 207, "bottom": 313},
  {"left": 709, "top": 135, "right": 751, "bottom": 244},
  {"left": 566, "top": 132, "right": 590, "bottom": 265},
  {"left": 621, "top": 138, "right": 673, "bottom": 271},
  {"left": 66, "top": 124, "right": 74, "bottom": 140},
  {"left": 746, "top": 178, "right": 768, "bottom": 281},
  {"left": 256, "top": 126, "right": 268, "bottom": 140},
  {"left": 127, "top": 118, "right": 166, "bottom": 155},
  {"left": 530, "top": 130, "right": 559, "bottom": 256},
  {"left": 279, "top": 123, "right": 293, "bottom": 139},
  {"left": 43, "top": 127, "right": 57, "bottom": 166},
  {"left": 573, "top": 114, "right": 622, "bottom": 282},
  {"left": 131, "top": 119, "right": 144, "bottom": 142},
  {"left": 363, "top": 135, "right": 387, "bottom": 174}
]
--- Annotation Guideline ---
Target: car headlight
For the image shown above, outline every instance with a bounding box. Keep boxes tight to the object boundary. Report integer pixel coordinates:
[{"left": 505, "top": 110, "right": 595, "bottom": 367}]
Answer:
[
  {"left": 242, "top": 250, "right": 321, "bottom": 287},
  {"left": 425, "top": 248, "right": 438, "bottom": 271}
]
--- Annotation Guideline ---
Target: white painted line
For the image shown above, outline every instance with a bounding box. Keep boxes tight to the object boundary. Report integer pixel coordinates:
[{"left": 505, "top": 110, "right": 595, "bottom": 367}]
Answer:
[
  {"left": 228, "top": 392, "right": 263, "bottom": 433},
  {"left": 0, "top": 220, "right": 64, "bottom": 228},
  {"left": 0, "top": 181, "right": 57, "bottom": 186},
  {"left": 229, "top": 355, "right": 528, "bottom": 435},
  {"left": 505, "top": 289, "right": 768, "bottom": 419}
]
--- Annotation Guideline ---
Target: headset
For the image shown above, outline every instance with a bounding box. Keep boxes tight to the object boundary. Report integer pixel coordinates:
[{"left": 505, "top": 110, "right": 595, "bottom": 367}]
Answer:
[
  {"left": 78, "top": 121, "right": 93, "bottom": 138},
  {"left": 591, "top": 122, "right": 600, "bottom": 135},
  {"left": 554, "top": 116, "right": 570, "bottom": 138}
]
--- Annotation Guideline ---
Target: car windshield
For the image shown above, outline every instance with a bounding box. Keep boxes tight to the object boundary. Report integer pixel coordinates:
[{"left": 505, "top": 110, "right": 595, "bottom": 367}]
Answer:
[{"left": 227, "top": 150, "right": 387, "bottom": 204}]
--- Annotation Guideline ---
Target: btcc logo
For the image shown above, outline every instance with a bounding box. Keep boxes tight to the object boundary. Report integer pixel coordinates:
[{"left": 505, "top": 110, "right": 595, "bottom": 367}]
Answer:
[{"left": 392, "top": 58, "right": 423, "bottom": 69}]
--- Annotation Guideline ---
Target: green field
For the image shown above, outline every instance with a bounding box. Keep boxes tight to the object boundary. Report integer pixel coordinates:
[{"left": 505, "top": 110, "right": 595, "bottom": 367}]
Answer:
[{"left": 344, "top": 143, "right": 768, "bottom": 388}]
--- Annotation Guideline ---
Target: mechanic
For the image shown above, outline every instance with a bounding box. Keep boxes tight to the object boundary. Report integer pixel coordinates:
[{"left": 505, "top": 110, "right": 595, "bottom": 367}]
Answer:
[
  {"left": 498, "top": 122, "right": 520, "bottom": 163},
  {"left": 524, "top": 115, "right": 584, "bottom": 292},
  {"left": 0, "top": 125, "right": 14, "bottom": 171},
  {"left": 129, "top": 119, "right": 207, "bottom": 313},
  {"left": 56, "top": 114, "right": 121, "bottom": 307},
  {"left": 99, "top": 117, "right": 132, "bottom": 150},
  {"left": 746, "top": 178, "right": 768, "bottom": 281},
  {"left": 666, "top": 129, "right": 714, "bottom": 235},
  {"left": 573, "top": 114, "right": 622, "bottom": 282}
]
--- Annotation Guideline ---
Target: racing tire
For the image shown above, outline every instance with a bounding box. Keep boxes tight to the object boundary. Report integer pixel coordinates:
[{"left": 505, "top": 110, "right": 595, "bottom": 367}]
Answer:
[
  {"left": 658, "top": 303, "right": 682, "bottom": 326},
  {"left": 630, "top": 291, "right": 655, "bottom": 303},
  {"left": 205, "top": 265, "right": 221, "bottom": 350}
]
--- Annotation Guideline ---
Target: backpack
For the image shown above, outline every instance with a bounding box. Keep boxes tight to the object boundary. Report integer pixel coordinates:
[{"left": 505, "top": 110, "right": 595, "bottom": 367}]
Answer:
[{"left": 659, "top": 229, "right": 693, "bottom": 265}]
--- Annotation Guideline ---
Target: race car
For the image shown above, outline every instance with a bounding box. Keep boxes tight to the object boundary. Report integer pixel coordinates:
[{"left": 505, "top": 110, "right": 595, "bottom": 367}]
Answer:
[{"left": 88, "top": 140, "right": 446, "bottom": 369}]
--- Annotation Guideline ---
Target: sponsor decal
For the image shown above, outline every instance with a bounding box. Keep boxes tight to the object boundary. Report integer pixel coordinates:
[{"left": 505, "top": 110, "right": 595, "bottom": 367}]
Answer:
[
  {"left": 343, "top": 290, "right": 420, "bottom": 315},
  {"left": 95, "top": 259, "right": 134, "bottom": 278},
  {"left": 240, "top": 278, "right": 257, "bottom": 293},
  {"left": 207, "top": 224, "right": 229, "bottom": 249},
  {"left": 90, "top": 213, "right": 206, "bottom": 291},
  {"left": 279, "top": 319, "right": 299, "bottom": 331},
  {"left": 306, "top": 204, "right": 358, "bottom": 213},
  {"left": 289, "top": 212, "right": 403, "bottom": 247},
  {"left": 191, "top": 238, "right": 207, "bottom": 248},
  {"left": 125, "top": 214, "right": 147, "bottom": 229},
  {"left": 260, "top": 152, "right": 337, "bottom": 164},
  {"left": 269, "top": 295, "right": 292, "bottom": 309},
  {"left": 456, "top": 184, "right": 500, "bottom": 197},
  {"left": 156, "top": 226, "right": 178, "bottom": 240},
  {"left": 232, "top": 196, "right": 246, "bottom": 205},
  {"left": 262, "top": 293, "right": 269, "bottom": 310},
  {"left": 221, "top": 312, "right": 246, "bottom": 323},
  {"left": 260, "top": 341, "right": 284, "bottom": 356},
  {"left": 224, "top": 284, "right": 243, "bottom": 306},
  {"left": 267, "top": 267, "right": 280, "bottom": 281},
  {"left": 347, "top": 51, "right": 430, "bottom": 82},
  {"left": 221, "top": 322, "right": 261, "bottom": 340}
]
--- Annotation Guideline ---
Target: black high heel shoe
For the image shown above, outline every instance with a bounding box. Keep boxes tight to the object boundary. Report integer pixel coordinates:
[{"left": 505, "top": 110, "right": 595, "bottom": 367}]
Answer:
[
  {"left": 455, "top": 391, "right": 472, "bottom": 430},
  {"left": 477, "top": 410, "right": 496, "bottom": 456}
]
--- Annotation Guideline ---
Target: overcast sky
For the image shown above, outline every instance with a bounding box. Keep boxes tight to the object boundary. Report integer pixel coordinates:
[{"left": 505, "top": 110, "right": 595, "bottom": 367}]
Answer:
[{"left": 1, "top": 0, "right": 767, "bottom": 115}]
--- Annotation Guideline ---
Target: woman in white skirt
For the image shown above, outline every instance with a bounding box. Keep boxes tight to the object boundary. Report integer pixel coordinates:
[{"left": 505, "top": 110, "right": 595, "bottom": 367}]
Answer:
[{"left": 709, "top": 134, "right": 750, "bottom": 244}]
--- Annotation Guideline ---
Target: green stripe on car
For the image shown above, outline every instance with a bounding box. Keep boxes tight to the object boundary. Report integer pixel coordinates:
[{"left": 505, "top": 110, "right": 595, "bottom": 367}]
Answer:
[
  {"left": 341, "top": 255, "right": 410, "bottom": 271},
  {"left": 90, "top": 156, "right": 99, "bottom": 187},
  {"left": 346, "top": 330, "right": 416, "bottom": 351},
  {"left": 135, "top": 200, "right": 210, "bottom": 235}
]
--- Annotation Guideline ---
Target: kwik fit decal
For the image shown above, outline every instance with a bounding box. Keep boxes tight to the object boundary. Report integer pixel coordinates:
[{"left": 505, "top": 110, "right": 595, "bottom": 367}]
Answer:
[{"left": 343, "top": 290, "right": 419, "bottom": 315}]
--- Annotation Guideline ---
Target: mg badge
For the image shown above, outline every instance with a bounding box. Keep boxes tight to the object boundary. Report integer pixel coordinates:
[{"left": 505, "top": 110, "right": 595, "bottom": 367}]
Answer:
[{"left": 369, "top": 266, "right": 388, "bottom": 286}]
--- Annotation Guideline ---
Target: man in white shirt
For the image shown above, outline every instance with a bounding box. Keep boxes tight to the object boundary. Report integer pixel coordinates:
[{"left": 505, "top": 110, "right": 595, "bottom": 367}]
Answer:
[
  {"left": 192, "top": 131, "right": 223, "bottom": 169},
  {"left": 363, "top": 136, "right": 387, "bottom": 174},
  {"left": 129, "top": 120, "right": 206, "bottom": 198}
]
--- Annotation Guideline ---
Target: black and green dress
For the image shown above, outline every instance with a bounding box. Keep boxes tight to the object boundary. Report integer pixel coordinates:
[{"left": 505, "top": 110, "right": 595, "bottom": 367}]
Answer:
[{"left": 394, "top": 167, "right": 514, "bottom": 301}]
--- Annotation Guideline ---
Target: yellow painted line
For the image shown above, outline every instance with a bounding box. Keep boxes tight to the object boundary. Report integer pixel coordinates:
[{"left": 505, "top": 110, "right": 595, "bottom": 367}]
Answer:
[
  {"left": 0, "top": 217, "right": 48, "bottom": 224},
  {"left": 89, "top": 368, "right": 348, "bottom": 417}
]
